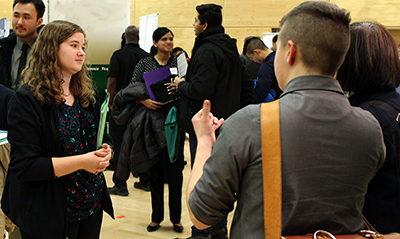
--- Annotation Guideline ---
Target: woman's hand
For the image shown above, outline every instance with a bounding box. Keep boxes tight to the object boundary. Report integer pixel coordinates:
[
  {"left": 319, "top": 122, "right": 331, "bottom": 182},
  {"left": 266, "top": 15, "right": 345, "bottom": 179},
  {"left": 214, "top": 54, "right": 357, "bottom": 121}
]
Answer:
[
  {"left": 82, "top": 144, "right": 112, "bottom": 174},
  {"left": 137, "top": 99, "right": 163, "bottom": 110}
]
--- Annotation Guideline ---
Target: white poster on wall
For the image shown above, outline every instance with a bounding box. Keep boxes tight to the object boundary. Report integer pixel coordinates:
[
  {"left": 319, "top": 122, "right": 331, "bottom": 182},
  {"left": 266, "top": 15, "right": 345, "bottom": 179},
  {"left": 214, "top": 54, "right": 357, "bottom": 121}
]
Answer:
[
  {"left": 48, "top": 0, "right": 130, "bottom": 64},
  {"left": 139, "top": 13, "right": 158, "bottom": 53},
  {"left": 263, "top": 33, "right": 279, "bottom": 50}
]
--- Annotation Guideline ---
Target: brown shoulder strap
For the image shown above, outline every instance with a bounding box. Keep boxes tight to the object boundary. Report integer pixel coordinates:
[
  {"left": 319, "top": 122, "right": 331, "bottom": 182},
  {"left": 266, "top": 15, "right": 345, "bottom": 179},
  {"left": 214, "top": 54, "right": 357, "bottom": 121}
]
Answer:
[{"left": 261, "top": 100, "right": 282, "bottom": 239}]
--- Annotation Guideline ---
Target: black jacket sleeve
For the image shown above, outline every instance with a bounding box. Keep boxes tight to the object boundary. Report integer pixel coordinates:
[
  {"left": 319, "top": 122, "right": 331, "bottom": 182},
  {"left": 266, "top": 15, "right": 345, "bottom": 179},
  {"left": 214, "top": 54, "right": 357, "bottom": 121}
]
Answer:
[{"left": 7, "top": 88, "right": 56, "bottom": 182}]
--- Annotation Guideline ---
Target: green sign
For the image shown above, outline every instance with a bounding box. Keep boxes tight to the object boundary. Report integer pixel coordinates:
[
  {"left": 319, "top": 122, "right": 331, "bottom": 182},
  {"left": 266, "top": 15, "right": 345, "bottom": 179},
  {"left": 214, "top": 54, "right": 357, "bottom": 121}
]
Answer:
[{"left": 87, "top": 64, "right": 109, "bottom": 103}]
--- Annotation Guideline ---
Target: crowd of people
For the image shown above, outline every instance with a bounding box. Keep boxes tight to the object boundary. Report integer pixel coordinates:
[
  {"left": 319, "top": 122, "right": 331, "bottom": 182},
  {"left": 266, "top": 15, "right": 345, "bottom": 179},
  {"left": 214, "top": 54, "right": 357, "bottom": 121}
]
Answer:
[{"left": 0, "top": 0, "right": 400, "bottom": 239}]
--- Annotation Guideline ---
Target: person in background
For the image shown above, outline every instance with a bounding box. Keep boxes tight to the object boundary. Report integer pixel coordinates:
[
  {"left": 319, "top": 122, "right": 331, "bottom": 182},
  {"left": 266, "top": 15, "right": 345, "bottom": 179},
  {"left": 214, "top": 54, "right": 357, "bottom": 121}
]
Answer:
[
  {"left": 336, "top": 21, "right": 400, "bottom": 234},
  {"left": 1, "top": 20, "right": 114, "bottom": 239},
  {"left": 240, "top": 36, "right": 261, "bottom": 81},
  {"left": 244, "top": 37, "right": 282, "bottom": 103},
  {"left": 0, "top": 85, "right": 15, "bottom": 130},
  {"left": 170, "top": 4, "right": 253, "bottom": 239},
  {"left": 112, "top": 27, "right": 184, "bottom": 233},
  {"left": 185, "top": 2, "right": 385, "bottom": 238},
  {"left": 120, "top": 32, "right": 126, "bottom": 49},
  {"left": 106, "top": 25, "right": 150, "bottom": 196},
  {"left": 271, "top": 34, "right": 278, "bottom": 51},
  {"left": 0, "top": 0, "right": 45, "bottom": 91}
]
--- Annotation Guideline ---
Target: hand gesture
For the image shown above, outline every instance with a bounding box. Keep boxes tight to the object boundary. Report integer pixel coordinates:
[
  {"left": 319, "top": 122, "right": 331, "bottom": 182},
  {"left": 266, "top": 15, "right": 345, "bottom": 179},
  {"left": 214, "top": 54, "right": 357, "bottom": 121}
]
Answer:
[{"left": 192, "top": 100, "right": 224, "bottom": 146}]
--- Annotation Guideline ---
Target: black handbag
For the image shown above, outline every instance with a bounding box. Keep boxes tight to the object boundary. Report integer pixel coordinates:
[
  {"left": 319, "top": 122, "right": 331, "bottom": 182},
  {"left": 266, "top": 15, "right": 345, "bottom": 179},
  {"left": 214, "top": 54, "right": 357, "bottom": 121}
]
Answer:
[{"left": 150, "top": 76, "right": 181, "bottom": 104}]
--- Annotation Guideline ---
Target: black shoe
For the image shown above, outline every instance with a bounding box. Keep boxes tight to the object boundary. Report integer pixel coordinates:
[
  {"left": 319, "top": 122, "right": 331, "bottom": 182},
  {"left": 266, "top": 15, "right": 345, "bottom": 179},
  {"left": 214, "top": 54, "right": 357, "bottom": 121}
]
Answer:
[
  {"left": 108, "top": 186, "right": 129, "bottom": 196},
  {"left": 173, "top": 224, "right": 184, "bottom": 233},
  {"left": 134, "top": 182, "right": 150, "bottom": 192},
  {"left": 147, "top": 223, "right": 161, "bottom": 232}
]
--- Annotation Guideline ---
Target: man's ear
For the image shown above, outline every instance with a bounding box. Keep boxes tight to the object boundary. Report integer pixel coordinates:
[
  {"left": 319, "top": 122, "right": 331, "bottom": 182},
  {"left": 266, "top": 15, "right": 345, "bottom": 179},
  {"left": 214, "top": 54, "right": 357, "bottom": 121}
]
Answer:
[
  {"left": 36, "top": 17, "right": 43, "bottom": 28},
  {"left": 253, "top": 49, "right": 262, "bottom": 56},
  {"left": 287, "top": 40, "right": 296, "bottom": 65},
  {"left": 202, "top": 22, "right": 208, "bottom": 31}
]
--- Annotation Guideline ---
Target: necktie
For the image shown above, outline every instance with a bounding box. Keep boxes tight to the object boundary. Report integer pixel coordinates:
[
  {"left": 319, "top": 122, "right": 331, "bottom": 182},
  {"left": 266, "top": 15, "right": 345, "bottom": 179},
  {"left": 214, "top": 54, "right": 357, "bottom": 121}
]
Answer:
[{"left": 15, "top": 43, "right": 30, "bottom": 89}]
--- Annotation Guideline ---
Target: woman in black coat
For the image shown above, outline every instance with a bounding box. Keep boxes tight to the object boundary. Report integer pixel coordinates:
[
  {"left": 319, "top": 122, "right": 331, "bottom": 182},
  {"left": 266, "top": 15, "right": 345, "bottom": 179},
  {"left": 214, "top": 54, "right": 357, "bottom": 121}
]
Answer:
[{"left": 337, "top": 21, "right": 400, "bottom": 234}]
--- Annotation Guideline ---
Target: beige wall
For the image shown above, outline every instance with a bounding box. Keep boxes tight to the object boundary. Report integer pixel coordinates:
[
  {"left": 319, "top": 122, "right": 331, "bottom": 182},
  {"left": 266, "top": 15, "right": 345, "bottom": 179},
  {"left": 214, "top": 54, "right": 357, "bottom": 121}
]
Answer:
[{"left": 2, "top": 0, "right": 400, "bottom": 61}]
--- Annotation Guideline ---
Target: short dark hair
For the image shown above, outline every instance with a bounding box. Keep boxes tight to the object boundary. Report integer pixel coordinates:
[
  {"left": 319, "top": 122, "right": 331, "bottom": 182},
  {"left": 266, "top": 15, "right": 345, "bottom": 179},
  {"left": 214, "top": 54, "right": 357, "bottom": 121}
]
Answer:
[
  {"left": 337, "top": 22, "right": 400, "bottom": 94},
  {"left": 279, "top": 1, "right": 351, "bottom": 76},
  {"left": 243, "top": 36, "right": 267, "bottom": 55},
  {"left": 196, "top": 4, "right": 222, "bottom": 28},
  {"left": 125, "top": 25, "right": 139, "bottom": 43},
  {"left": 272, "top": 34, "right": 278, "bottom": 43},
  {"left": 13, "top": 0, "right": 46, "bottom": 19}
]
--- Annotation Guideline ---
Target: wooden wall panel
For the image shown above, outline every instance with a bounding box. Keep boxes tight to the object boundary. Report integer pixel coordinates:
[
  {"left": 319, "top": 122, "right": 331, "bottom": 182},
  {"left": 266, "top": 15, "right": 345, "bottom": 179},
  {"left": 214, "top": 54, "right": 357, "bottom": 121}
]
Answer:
[
  {"left": 389, "top": 30, "right": 400, "bottom": 47},
  {"left": 132, "top": 0, "right": 223, "bottom": 27},
  {"left": 333, "top": 0, "right": 400, "bottom": 27},
  {"left": 0, "top": 0, "right": 13, "bottom": 27},
  {"left": 223, "top": 0, "right": 326, "bottom": 27},
  {"left": 225, "top": 27, "right": 273, "bottom": 54}
]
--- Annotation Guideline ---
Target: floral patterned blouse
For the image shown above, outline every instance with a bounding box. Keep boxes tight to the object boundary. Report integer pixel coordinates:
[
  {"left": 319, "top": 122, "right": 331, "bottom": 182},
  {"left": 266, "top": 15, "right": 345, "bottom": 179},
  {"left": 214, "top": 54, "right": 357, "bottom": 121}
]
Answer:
[{"left": 56, "top": 100, "right": 105, "bottom": 222}]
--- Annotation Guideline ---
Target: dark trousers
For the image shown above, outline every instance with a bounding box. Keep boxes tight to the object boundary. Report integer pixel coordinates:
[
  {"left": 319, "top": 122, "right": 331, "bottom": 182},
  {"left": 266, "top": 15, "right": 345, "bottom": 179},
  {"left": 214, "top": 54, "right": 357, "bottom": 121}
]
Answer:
[
  {"left": 109, "top": 118, "right": 127, "bottom": 187},
  {"left": 20, "top": 210, "right": 103, "bottom": 239},
  {"left": 149, "top": 132, "right": 184, "bottom": 224},
  {"left": 67, "top": 209, "right": 103, "bottom": 239}
]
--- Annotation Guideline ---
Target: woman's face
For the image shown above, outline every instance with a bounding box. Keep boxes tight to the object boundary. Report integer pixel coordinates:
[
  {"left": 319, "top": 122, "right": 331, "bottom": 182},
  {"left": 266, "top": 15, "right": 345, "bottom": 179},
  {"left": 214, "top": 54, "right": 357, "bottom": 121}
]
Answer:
[
  {"left": 154, "top": 32, "right": 174, "bottom": 53},
  {"left": 57, "top": 32, "right": 86, "bottom": 79}
]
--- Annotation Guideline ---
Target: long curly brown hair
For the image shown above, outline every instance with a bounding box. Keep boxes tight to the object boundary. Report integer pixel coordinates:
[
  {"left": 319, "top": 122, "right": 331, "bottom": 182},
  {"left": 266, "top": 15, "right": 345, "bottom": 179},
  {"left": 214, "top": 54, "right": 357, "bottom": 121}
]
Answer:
[{"left": 21, "top": 20, "right": 95, "bottom": 107}]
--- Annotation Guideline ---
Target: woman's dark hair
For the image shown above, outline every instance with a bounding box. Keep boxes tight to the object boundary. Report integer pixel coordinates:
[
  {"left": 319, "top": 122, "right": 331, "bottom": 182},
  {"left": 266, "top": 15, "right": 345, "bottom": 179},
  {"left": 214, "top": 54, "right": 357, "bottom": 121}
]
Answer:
[
  {"left": 337, "top": 21, "right": 400, "bottom": 94},
  {"left": 196, "top": 4, "right": 222, "bottom": 28},
  {"left": 152, "top": 27, "right": 173, "bottom": 43}
]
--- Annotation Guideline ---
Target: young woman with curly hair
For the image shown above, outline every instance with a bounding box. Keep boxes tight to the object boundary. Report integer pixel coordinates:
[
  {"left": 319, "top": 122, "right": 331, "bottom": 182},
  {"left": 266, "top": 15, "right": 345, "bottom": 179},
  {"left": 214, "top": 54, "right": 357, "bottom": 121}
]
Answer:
[{"left": 1, "top": 20, "right": 114, "bottom": 239}]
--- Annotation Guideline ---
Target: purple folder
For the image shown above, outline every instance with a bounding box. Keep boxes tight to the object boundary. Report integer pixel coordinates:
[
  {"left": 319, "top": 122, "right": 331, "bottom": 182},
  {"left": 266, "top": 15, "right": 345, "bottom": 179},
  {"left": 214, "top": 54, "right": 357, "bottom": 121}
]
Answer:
[{"left": 143, "top": 66, "right": 171, "bottom": 101}]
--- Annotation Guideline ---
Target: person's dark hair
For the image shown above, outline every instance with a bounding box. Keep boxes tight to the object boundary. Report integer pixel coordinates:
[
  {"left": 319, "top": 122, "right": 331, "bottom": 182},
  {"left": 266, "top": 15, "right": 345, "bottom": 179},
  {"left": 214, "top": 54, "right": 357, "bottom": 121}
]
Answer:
[
  {"left": 196, "top": 4, "right": 222, "bottom": 28},
  {"left": 120, "top": 32, "right": 126, "bottom": 49},
  {"left": 243, "top": 36, "right": 267, "bottom": 55},
  {"left": 13, "top": 0, "right": 46, "bottom": 19},
  {"left": 172, "top": 47, "right": 183, "bottom": 56},
  {"left": 150, "top": 45, "right": 158, "bottom": 56},
  {"left": 125, "top": 25, "right": 139, "bottom": 43},
  {"left": 279, "top": 1, "right": 351, "bottom": 76},
  {"left": 171, "top": 47, "right": 189, "bottom": 58},
  {"left": 337, "top": 21, "right": 400, "bottom": 94},
  {"left": 272, "top": 34, "right": 278, "bottom": 43},
  {"left": 152, "top": 27, "right": 173, "bottom": 43}
]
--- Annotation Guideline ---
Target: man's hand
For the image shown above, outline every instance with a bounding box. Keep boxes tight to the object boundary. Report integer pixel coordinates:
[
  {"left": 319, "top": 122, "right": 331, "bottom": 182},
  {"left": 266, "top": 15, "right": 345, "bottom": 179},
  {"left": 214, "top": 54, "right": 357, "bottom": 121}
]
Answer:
[
  {"left": 187, "top": 100, "right": 223, "bottom": 230},
  {"left": 192, "top": 100, "right": 224, "bottom": 146},
  {"left": 166, "top": 76, "right": 185, "bottom": 94}
]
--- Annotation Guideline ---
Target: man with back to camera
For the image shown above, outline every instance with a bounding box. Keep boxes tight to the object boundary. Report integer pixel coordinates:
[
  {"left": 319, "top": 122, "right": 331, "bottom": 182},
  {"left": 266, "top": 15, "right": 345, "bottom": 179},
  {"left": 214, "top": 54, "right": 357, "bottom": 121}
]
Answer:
[
  {"left": 106, "top": 25, "right": 150, "bottom": 196},
  {"left": 0, "top": 0, "right": 45, "bottom": 91},
  {"left": 186, "top": 1, "right": 386, "bottom": 238},
  {"left": 170, "top": 3, "right": 253, "bottom": 239},
  {"left": 245, "top": 37, "right": 283, "bottom": 103}
]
